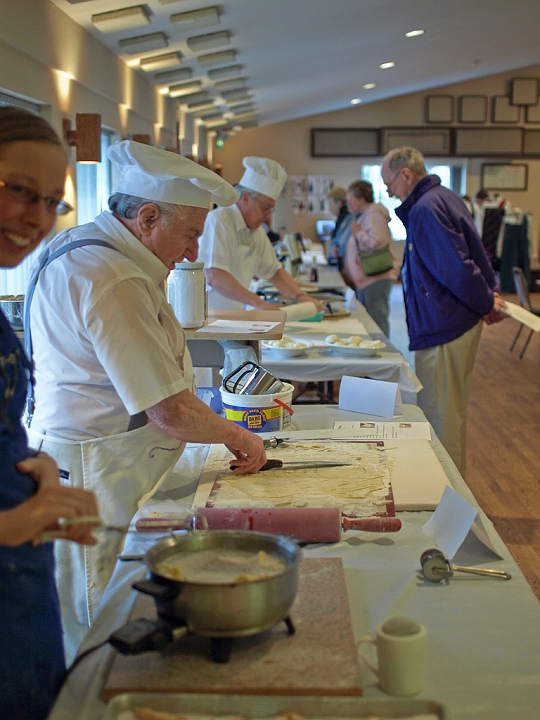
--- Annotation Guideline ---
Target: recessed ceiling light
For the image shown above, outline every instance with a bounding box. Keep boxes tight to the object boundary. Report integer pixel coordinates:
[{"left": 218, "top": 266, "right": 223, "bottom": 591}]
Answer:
[
  {"left": 92, "top": 6, "right": 150, "bottom": 34},
  {"left": 208, "top": 64, "right": 243, "bottom": 80},
  {"left": 170, "top": 7, "right": 220, "bottom": 32},
  {"left": 198, "top": 50, "right": 237, "bottom": 67},
  {"left": 221, "top": 87, "right": 251, "bottom": 101},
  {"left": 119, "top": 32, "right": 168, "bottom": 55},
  {"left": 187, "top": 99, "right": 216, "bottom": 111},
  {"left": 154, "top": 67, "right": 193, "bottom": 83},
  {"left": 168, "top": 81, "right": 203, "bottom": 97},
  {"left": 380, "top": 62, "right": 395, "bottom": 69},
  {"left": 350, "top": 97, "right": 362, "bottom": 105},
  {"left": 205, "top": 117, "right": 229, "bottom": 128},
  {"left": 214, "top": 77, "right": 246, "bottom": 91},
  {"left": 186, "top": 31, "right": 230, "bottom": 52},
  {"left": 140, "top": 52, "right": 182, "bottom": 72},
  {"left": 405, "top": 29, "right": 424, "bottom": 37},
  {"left": 232, "top": 103, "right": 255, "bottom": 115},
  {"left": 363, "top": 83, "right": 376, "bottom": 89},
  {"left": 174, "top": 90, "right": 210, "bottom": 103}
]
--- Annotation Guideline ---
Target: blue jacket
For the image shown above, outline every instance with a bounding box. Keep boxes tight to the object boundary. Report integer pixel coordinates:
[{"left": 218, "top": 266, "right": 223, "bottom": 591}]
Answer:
[{"left": 395, "top": 175, "right": 498, "bottom": 351}]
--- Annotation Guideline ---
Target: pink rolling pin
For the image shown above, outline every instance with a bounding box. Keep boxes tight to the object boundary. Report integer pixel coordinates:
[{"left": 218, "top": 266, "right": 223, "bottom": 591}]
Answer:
[{"left": 136, "top": 508, "right": 401, "bottom": 542}]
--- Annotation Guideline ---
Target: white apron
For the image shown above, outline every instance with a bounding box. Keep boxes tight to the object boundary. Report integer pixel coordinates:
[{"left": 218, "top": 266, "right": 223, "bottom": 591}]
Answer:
[{"left": 28, "top": 420, "right": 186, "bottom": 662}]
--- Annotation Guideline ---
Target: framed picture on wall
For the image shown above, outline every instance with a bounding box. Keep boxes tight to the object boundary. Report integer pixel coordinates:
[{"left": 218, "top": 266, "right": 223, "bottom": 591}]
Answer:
[
  {"left": 425, "top": 95, "right": 453, "bottom": 123},
  {"left": 492, "top": 96, "right": 520, "bottom": 123},
  {"left": 510, "top": 77, "right": 539, "bottom": 106},
  {"left": 458, "top": 95, "right": 487, "bottom": 123},
  {"left": 481, "top": 163, "right": 528, "bottom": 191},
  {"left": 525, "top": 103, "right": 540, "bottom": 123}
]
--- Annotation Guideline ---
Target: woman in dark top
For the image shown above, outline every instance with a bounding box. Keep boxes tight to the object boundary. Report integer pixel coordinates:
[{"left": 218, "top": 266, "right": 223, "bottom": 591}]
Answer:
[{"left": 0, "top": 106, "right": 98, "bottom": 720}]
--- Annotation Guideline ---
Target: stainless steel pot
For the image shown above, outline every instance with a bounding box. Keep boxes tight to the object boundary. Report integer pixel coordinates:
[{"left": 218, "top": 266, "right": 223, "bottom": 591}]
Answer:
[{"left": 133, "top": 530, "right": 302, "bottom": 637}]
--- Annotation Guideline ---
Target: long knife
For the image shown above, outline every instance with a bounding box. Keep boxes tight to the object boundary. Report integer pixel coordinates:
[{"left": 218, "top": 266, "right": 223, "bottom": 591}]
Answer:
[{"left": 230, "top": 459, "right": 352, "bottom": 472}]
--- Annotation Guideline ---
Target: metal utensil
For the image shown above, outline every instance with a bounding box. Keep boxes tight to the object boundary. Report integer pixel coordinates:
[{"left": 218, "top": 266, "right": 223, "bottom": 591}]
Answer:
[
  {"left": 420, "top": 548, "right": 511, "bottom": 583},
  {"left": 235, "top": 459, "right": 352, "bottom": 472}
]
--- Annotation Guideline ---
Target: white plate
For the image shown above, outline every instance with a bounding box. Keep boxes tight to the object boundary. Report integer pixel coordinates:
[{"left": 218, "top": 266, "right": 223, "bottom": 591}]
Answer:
[
  {"left": 262, "top": 340, "right": 314, "bottom": 358},
  {"left": 325, "top": 341, "right": 386, "bottom": 357}
]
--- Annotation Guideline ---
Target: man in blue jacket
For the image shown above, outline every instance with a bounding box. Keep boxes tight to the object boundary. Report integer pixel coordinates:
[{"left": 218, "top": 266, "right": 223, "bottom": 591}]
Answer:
[{"left": 381, "top": 147, "right": 506, "bottom": 476}]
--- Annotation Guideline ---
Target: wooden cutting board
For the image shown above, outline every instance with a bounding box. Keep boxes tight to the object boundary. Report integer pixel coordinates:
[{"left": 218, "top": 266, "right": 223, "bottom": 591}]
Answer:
[{"left": 104, "top": 558, "right": 362, "bottom": 700}]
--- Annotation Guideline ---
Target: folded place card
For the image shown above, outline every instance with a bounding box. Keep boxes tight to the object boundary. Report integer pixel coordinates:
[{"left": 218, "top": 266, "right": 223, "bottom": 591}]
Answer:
[
  {"left": 422, "top": 485, "right": 502, "bottom": 559},
  {"left": 338, "top": 375, "right": 403, "bottom": 418}
]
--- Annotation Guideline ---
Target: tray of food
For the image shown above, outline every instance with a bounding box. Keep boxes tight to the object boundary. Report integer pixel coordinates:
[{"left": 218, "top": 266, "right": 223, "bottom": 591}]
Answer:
[
  {"left": 105, "top": 692, "right": 445, "bottom": 720},
  {"left": 325, "top": 335, "right": 386, "bottom": 356},
  {"left": 262, "top": 337, "right": 315, "bottom": 357}
]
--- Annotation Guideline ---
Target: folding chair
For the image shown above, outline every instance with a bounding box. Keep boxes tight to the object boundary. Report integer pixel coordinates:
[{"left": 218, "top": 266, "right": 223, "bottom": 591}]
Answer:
[{"left": 509, "top": 266, "right": 540, "bottom": 359}]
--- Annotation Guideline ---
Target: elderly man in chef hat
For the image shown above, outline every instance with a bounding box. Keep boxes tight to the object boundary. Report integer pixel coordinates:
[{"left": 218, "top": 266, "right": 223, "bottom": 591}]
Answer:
[
  {"left": 198, "top": 156, "right": 324, "bottom": 312},
  {"left": 26, "top": 141, "right": 267, "bottom": 662}
]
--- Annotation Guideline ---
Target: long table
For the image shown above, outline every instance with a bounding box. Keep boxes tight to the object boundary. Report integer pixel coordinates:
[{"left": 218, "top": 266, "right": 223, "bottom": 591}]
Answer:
[
  {"left": 49, "top": 404, "right": 540, "bottom": 720},
  {"left": 261, "top": 302, "right": 422, "bottom": 400}
]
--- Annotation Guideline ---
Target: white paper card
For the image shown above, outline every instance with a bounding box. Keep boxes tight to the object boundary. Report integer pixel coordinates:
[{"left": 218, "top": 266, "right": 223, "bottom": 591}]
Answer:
[
  {"left": 196, "top": 320, "right": 281, "bottom": 334},
  {"left": 422, "top": 485, "right": 478, "bottom": 559},
  {"left": 333, "top": 420, "right": 431, "bottom": 440},
  {"left": 503, "top": 301, "right": 540, "bottom": 332},
  {"left": 338, "top": 375, "right": 403, "bottom": 418}
]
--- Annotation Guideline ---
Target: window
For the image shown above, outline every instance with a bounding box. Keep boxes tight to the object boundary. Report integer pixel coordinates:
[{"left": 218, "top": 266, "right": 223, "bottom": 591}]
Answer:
[
  {"left": 75, "top": 131, "right": 117, "bottom": 224},
  {"left": 361, "top": 161, "right": 467, "bottom": 241}
]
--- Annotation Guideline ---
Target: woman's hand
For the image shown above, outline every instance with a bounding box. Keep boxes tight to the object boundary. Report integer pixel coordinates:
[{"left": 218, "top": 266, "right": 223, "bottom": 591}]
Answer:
[{"left": 0, "top": 453, "right": 100, "bottom": 547}]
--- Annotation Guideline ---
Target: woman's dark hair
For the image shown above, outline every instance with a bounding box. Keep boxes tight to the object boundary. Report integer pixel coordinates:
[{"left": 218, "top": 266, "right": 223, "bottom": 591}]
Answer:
[
  {"left": 0, "top": 106, "right": 62, "bottom": 147},
  {"left": 348, "top": 180, "right": 374, "bottom": 203}
]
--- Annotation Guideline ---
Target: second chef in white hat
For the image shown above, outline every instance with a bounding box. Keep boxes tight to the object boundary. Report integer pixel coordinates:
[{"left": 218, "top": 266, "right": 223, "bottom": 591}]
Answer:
[
  {"left": 198, "top": 155, "right": 324, "bottom": 312},
  {"left": 26, "top": 141, "right": 268, "bottom": 662}
]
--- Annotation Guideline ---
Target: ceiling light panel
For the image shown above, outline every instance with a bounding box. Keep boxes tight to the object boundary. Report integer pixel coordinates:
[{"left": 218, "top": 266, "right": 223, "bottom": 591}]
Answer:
[
  {"left": 207, "top": 64, "right": 243, "bottom": 80},
  {"left": 170, "top": 7, "right": 220, "bottom": 33},
  {"left": 205, "top": 117, "right": 229, "bottom": 128},
  {"left": 187, "top": 99, "right": 216, "bottom": 111},
  {"left": 174, "top": 90, "right": 210, "bottom": 102},
  {"left": 199, "top": 111, "right": 224, "bottom": 121},
  {"left": 140, "top": 51, "right": 182, "bottom": 72},
  {"left": 154, "top": 67, "right": 193, "bottom": 83},
  {"left": 232, "top": 103, "right": 255, "bottom": 115},
  {"left": 187, "top": 31, "right": 230, "bottom": 52},
  {"left": 167, "top": 80, "right": 202, "bottom": 97},
  {"left": 221, "top": 88, "right": 251, "bottom": 101},
  {"left": 214, "top": 77, "right": 246, "bottom": 91},
  {"left": 197, "top": 50, "right": 237, "bottom": 67},
  {"left": 92, "top": 6, "right": 150, "bottom": 34},
  {"left": 120, "top": 33, "right": 168, "bottom": 55}
]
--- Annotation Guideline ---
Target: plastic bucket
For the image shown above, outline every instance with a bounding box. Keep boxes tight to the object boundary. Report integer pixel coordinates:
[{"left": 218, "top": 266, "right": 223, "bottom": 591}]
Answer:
[{"left": 219, "top": 382, "right": 294, "bottom": 433}]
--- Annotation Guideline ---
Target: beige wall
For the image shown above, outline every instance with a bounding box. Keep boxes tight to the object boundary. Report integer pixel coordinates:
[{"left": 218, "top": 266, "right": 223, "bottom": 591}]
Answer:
[{"left": 214, "top": 64, "right": 540, "bottom": 258}]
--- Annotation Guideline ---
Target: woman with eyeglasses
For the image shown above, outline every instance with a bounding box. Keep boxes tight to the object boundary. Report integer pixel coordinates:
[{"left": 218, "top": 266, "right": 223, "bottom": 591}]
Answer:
[{"left": 0, "top": 106, "right": 99, "bottom": 720}]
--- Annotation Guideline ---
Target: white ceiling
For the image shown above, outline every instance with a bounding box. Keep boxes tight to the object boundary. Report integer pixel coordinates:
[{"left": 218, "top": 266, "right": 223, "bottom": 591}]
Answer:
[{"left": 50, "top": 0, "right": 540, "bottom": 129}]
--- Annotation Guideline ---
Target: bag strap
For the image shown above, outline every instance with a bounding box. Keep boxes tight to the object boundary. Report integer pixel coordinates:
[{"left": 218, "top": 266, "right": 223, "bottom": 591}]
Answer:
[{"left": 24, "top": 239, "right": 146, "bottom": 432}]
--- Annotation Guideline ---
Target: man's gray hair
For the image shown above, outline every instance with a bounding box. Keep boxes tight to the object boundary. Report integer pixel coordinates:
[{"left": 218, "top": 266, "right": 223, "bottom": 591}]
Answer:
[
  {"left": 234, "top": 183, "right": 259, "bottom": 200},
  {"left": 383, "top": 147, "right": 427, "bottom": 176},
  {"left": 108, "top": 193, "right": 187, "bottom": 225}
]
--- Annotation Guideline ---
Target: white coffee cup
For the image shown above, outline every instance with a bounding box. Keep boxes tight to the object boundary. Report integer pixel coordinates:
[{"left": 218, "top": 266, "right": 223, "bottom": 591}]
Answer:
[{"left": 359, "top": 615, "right": 427, "bottom": 696}]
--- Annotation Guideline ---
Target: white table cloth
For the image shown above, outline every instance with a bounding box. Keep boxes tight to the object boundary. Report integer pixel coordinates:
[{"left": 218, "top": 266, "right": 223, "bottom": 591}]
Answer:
[{"left": 49, "top": 406, "right": 540, "bottom": 720}]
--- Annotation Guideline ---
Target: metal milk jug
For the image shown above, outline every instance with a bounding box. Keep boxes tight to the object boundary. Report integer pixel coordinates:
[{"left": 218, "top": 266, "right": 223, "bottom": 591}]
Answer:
[{"left": 168, "top": 261, "right": 207, "bottom": 329}]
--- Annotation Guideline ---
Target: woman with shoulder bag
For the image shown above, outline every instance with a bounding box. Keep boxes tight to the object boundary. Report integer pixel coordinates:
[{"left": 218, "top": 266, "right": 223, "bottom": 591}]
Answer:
[{"left": 343, "top": 180, "right": 399, "bottom": 337}]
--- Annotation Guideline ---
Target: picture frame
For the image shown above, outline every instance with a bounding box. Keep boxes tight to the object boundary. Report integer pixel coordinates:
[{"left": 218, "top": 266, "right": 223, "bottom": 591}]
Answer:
[
  {"left": 525, "top": 103, "right": 540, "bottom": 123},
  {"left": 425, "top": 95, "right": 453, "bottom": 124},
  {"left": 458, "top": 95, "right": 487, "bottom": 123},
  {"left": 510, "top": 77, "right": 539, "bottom": 106},
  {"left": 481, "top": 163, "right": 528, "bottom": 191},
  {"left": 492, "top": 96, "right": 520, "bottom": 124}
]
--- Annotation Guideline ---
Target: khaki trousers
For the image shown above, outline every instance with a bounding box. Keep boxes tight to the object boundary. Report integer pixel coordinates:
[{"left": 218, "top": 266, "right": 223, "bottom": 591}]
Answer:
[{"left": 415, "top": 321, "right": 483, "bottom": 477}]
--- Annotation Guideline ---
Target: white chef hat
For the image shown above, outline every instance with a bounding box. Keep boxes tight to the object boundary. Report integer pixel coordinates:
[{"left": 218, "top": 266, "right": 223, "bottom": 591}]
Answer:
[
  {"left": 239, "top": 156, "right": 287, "bottom": 201},
  {"left": 107, "top": 140, "right": 238, "bottom": 208}
]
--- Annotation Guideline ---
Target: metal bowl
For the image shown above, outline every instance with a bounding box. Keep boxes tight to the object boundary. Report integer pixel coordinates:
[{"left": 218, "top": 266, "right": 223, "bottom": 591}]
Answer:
[
  {"left": 134, "top": 530, "right": 302, "bottom": 637},
  {"left": 0, "top": 295, "right": 24, "bottom": 331}
]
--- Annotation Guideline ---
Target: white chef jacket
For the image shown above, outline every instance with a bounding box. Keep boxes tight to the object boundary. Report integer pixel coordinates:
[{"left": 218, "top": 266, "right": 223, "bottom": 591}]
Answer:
[
  {"left": 197, "top": 203, "right": 282, "bottom": 311},
  {"left": 29, "top": 211, "right": 192, "bottom": 440}
]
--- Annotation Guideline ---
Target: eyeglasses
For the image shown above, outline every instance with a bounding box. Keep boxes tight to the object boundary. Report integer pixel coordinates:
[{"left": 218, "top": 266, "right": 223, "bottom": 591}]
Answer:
[
  {"left": 384, "top": 170, "right": 403, "bottom": 196},
  {"left": 0, "top": 179, "right": 73, "bottom": 215},
  {"left": 255, "top": 197, "right": 276, "bottom": 214}
]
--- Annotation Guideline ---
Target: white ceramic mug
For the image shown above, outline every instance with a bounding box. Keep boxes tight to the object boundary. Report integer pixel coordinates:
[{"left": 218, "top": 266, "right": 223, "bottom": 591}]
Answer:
[{"left": 359, "top": 615, "right": 427, "bottom": 696}]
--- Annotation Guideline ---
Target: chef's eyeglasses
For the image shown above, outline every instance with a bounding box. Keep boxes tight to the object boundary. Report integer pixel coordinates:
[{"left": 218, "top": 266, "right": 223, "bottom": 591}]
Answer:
[
  {"left": 254, "top": 197, "right": 276, "bottom": 214},
  {"left": 0, "top": 179, "right": 74, "bottom": 215}
]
